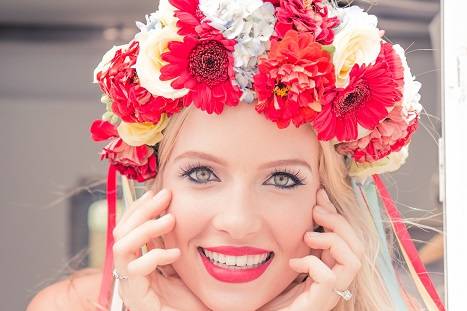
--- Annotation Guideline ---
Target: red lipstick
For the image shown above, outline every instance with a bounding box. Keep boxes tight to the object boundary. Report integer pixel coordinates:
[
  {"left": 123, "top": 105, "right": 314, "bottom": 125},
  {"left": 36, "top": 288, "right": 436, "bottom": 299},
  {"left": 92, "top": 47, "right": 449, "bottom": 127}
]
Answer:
[{"left": 198, "top": 246, "right": 274, "bottom": 283}]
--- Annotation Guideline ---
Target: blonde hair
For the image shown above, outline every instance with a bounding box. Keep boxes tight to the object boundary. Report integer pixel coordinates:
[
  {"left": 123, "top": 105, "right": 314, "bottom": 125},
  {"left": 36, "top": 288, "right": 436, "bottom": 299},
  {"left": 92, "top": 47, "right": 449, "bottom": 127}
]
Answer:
[{"left": 148, "top": 105, "right": 399, "bottom": 311}]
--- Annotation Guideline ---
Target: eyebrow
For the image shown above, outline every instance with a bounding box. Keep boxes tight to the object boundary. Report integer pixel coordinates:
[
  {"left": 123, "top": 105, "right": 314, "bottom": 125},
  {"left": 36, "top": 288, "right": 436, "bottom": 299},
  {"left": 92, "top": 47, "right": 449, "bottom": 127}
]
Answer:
[{"left": 173, "top": 151, "right": 313, "bottom": 172}]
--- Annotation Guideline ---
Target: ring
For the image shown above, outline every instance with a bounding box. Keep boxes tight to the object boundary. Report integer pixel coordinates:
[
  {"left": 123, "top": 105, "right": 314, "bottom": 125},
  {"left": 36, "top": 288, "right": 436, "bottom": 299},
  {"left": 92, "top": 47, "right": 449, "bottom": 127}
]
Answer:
[
  {"left": 112, "top": 269, "right": 128, "bottom": 280},
  {"left": 334, "top": 289, "right": 352, "bottom": 301}
]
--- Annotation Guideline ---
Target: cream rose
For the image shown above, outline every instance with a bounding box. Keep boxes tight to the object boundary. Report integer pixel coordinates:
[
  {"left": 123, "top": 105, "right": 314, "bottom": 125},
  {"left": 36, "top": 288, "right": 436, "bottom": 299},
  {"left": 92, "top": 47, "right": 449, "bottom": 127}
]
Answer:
[
  {"left": 117, "top": 114, "right": 170, "bottom": 147},
  {"left": 92, "top": 44, "right": 128, "bottom": 83},
  {"left": 333, "top": 6, "right": 382, "bottom": 88},
  {"left": 348, "top": 146, "right": 409, "bottom": 181},
  {"left": 135, "top": 24, "right": 189, "bottom": 99},
  {"left": 157, "top": 0, "right": 177, "bottom": 27}
]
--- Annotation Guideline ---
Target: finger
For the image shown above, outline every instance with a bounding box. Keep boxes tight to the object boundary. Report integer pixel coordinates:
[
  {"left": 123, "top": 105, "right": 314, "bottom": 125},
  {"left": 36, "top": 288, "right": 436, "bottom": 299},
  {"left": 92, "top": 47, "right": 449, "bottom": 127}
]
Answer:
[
  {"left": 304, "top": 232, "right": 362, "bottom": 288},
  {"left": 127, "top": 248, "right": 181, "bottom": 277},
  {"left": 317, "top": 188, "right": 337, "bottom": 214},
  {"left": 117, "top": 190, "right": 155, "bottom": 226},
  {"left": 289, "top": 255, "right": 335, "bottom": 288},
  {"left": 313, "top": 205, "right": 365, "bottom": 258},
  {"left": 288, "top": 255, "right": 336, "bottom": 310},
  {"left": 113, "top": 214, "right": 175, "bottom": 258},
  {"left": 114, "top": 189, "right": 171, "bottom": 240}
]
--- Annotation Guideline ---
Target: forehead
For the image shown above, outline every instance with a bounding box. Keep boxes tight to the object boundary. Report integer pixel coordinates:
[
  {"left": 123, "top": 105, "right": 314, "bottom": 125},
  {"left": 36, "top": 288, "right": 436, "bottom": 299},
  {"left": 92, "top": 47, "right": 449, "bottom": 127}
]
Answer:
[{"left": 169, "top": 103, "right": 320, "bottom": 166}]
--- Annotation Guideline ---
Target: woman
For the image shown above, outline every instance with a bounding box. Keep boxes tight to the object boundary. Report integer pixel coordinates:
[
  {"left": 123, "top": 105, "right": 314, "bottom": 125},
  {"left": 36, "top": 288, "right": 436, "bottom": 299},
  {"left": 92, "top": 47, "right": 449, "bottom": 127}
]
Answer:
[
  {"left": 27, "top": 0, "right": 440, "bottom": 310},
  {"left": 28, "top": 104, "right": 422, "bottom": 311}
]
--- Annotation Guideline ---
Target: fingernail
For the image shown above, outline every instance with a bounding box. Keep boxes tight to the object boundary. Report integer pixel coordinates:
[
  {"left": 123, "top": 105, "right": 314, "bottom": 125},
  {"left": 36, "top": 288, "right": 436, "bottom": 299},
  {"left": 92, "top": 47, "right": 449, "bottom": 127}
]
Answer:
[
  {"left": 306, "top": 232, "right": 320, "bottom": 239},
  {"left": 153, "top": 188, "right": 169, "bottom": 200},
  {"left": 315, "top": 206, "right": 330, "bottom": 214},
  {"left": 289, "top": 258, "right": 300, "bottom": 265},
  {"left": 159, "top": 213, "right": 173, "bottom": 222},
  {"left": 320, "top": 189, "right": 330, "bottom": 200},
  {"left": 167, "top": 248, "right": 181, "bottom": 256}
]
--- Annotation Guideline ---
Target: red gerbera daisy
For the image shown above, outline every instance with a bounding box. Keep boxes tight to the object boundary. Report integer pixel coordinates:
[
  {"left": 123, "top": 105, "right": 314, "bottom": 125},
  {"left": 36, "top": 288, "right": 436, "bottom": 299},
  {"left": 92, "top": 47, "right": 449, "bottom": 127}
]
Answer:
[
  {"left": 160, "top": 33, "right": 241, "bottom": 114},
  {"left": 169, "top": 0, "right": 215, "bottom": 36},
  {"left": 275, "top": 0, "right": 340, "bottom": 44},
  {"left": 96, "top": 41, "right": 186, "bottom": 123},
  {"left": 253, "top": 30, "right": 335, "bottom": 129},
  {"left": 313, "top": 42, "right": 404, "bottom": 141}
]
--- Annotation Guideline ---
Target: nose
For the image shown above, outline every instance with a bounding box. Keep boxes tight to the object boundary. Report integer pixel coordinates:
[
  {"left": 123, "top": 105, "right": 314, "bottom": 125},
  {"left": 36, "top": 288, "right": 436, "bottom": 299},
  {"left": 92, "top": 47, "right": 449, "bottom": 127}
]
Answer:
[{"left": 211, "top": 182, "right": 263, "bottom": 240}]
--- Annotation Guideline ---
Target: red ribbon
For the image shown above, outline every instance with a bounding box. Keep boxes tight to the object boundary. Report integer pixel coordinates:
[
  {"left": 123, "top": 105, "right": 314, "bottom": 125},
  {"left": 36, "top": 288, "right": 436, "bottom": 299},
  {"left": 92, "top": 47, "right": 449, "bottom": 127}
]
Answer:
[
  {"left": 97, "top": 164, "right": 117, "bottom": 310},
  {"left": 373, "top": 174, "right": 445, "bottom": 311}
]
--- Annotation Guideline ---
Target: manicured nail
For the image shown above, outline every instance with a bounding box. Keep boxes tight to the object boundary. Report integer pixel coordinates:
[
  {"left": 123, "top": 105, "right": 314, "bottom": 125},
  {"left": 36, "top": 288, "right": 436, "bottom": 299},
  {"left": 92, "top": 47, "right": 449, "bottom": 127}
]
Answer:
[
  {"left": 306, "top": 232, "right": 320, "bottom": 239},
  {"left": 315, "top": 206, "right": 330, "bottom": 214},
  {"left": 320, "top": 189, "right": 330, "bottom": 200},
  {"left": 153, "top": 188, "right": 168, "bottom": 200}
]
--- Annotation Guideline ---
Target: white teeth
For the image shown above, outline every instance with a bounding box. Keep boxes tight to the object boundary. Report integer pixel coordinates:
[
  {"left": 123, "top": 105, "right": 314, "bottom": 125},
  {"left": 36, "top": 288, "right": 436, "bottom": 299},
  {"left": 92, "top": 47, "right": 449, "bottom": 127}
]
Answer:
[{"left": 203, "top": 249, "right": 270, "bottom": 267}]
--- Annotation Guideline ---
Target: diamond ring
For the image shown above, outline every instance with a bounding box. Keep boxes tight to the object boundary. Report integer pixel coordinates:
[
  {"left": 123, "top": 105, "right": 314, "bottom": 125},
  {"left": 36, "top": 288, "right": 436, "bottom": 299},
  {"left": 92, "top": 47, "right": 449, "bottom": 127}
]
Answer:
[
  {"left": 112, "top": 269, "right": 128, "bottom": 280},
  {"left": 335, "top": 289, "right": 352, "bottom": 301}
]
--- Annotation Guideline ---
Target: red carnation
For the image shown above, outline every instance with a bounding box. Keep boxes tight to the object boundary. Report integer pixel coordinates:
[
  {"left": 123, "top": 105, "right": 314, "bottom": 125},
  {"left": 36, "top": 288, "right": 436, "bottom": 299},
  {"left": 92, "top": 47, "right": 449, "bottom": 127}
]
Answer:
[
  {"left": 101, "top": 138, "right": 157, "bottom": 182},
  {"left": 160, "top": 33, "right": 241, "bottom": 114},
  {"left": 275, "top": 0, "right": 340, "bottom": 44},
  {"left": 89, "top": 119, "right": 157, "bottom": 182},
  {"left": 336, "top": 112, "right": 419, "bottom": 163},
  {"left": 253, "top": 30, "right": 335, "bottom": 129},
  {"left": 313, "top": 42, "right": 404, "bottom": 141},
  {"left": 96, "top": 40, "right": 186, "bottom": 124}
]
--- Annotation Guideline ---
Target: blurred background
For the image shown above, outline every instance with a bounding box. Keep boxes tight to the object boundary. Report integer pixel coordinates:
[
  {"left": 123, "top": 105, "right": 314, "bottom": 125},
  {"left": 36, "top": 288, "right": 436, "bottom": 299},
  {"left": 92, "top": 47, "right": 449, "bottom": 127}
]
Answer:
[{"left": 0, "top": 0, "right": 443, "bottom": 310}]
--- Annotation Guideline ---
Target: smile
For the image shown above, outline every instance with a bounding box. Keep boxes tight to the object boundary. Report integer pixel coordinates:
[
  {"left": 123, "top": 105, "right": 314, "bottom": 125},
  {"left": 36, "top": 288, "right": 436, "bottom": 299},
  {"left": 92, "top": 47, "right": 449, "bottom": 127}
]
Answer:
[{"left": 197, "top": 246, "right": 275, "bottom": 283}]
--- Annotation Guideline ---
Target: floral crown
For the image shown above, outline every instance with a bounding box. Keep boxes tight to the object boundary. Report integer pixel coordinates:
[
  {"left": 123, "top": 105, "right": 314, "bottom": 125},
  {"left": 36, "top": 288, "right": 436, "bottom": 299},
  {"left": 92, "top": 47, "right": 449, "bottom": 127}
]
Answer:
[{"left": 90, "top": 0, "right": 422, "bottom": 182}]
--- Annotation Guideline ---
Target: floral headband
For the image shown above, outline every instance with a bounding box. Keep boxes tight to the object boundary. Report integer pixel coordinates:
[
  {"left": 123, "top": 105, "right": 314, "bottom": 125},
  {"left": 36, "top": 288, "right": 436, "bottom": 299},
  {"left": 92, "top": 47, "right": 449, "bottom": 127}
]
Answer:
[{"left": 90, "top": 0, "right": 422, "bottom": 182}]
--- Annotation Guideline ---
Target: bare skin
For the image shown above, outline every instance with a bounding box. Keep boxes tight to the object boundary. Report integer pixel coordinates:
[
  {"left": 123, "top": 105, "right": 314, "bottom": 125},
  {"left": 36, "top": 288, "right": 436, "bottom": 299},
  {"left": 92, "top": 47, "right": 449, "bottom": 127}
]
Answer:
[{"left": 27, "top": 104, "right": 421, "bottom": 310}]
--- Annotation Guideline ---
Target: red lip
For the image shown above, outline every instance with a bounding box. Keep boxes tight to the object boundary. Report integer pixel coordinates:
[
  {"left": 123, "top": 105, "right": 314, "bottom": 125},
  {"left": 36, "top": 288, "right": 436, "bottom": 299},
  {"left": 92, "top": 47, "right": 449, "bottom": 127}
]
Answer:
[{"left": 202, "top": 245, "right": 272, "bottom": 256}]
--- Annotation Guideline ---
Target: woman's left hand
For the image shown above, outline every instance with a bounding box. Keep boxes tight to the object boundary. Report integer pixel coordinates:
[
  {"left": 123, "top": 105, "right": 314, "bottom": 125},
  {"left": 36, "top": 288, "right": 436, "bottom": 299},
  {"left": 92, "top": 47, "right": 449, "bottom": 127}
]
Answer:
[{"left": 259, "top": 188, "right": 365, "bottom": 311}]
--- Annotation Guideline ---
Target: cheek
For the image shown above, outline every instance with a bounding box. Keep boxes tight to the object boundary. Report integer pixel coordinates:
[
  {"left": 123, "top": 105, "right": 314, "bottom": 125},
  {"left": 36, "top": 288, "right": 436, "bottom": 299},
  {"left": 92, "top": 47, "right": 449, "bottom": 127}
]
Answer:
[
  {"left": 265, "top": 190, "right": 317, "bottom": 256},
  {"left": 160, "top": 186, "right": 215, "bottom": 249}
]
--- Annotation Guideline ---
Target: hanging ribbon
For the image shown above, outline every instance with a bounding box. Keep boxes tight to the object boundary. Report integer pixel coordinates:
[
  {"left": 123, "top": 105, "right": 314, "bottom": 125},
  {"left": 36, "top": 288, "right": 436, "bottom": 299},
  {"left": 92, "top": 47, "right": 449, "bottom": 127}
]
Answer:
[
  {"left": 373, "top": 174, "right": 445, "bottom": 311},
  {"left": 97, "top": 164, "right": 117, "bottom": 310}
]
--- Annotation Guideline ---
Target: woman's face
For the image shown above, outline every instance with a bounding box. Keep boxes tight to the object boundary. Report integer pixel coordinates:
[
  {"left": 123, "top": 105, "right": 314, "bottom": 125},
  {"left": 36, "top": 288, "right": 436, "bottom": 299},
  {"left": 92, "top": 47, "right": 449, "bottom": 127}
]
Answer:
[{"left": 159, "top": 103, "right": 321, "bottom": 311}]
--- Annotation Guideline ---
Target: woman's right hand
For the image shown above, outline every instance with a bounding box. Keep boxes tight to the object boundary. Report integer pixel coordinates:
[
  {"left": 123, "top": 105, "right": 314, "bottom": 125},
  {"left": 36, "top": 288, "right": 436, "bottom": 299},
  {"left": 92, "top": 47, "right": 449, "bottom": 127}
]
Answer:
[{"left": 112, "top": 188, "right": 208, "bottom": 311}]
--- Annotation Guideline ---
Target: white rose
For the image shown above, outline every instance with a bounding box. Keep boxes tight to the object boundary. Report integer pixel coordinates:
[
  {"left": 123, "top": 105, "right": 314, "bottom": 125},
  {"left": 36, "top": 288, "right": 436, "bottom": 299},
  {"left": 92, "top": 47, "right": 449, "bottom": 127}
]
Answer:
[
  {"left": 92, "top": 44, "right": 128, "bottom": 83},
  {"left": 333, "top": 6, "right": 382, "bottom": 88},
  {"left": 157, "top": 0, "right": 177, "bottom": 27},
  {"left": 135, "top": 24, "right": 189, "bottom": 99},
  {"left": 348, "top": 146, "right": 409, "bottom": 181}
]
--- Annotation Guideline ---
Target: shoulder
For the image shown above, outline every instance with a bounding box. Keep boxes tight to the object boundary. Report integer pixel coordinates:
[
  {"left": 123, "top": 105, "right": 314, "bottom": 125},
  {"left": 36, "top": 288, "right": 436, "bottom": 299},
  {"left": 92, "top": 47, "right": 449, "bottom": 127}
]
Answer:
[{"left": 27, "top": 268, "right": 103, "bottom": 311}]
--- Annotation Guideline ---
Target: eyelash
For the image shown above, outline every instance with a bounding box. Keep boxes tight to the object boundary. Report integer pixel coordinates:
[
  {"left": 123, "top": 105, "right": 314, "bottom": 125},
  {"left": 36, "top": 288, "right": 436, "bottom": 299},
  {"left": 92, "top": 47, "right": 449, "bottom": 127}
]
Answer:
[{"left": 177, "top": 161, "right": 306, "bottom": 190}]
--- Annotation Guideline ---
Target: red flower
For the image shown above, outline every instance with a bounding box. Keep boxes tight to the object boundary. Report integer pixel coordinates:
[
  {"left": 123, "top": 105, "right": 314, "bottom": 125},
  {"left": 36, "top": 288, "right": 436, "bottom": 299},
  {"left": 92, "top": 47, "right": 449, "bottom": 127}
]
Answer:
[
  {"left": 169, "top": 0, "right": 213, "bottom": 36},
  {"left": 313, "top": 42, "right": 404, "bottom": 141},
  {"left": 96, "top": 41, "right": 186, "bottom": 124},
  {"left": 89, "top": 120, "right": 157, "bottom": 181},
  {"left": 90, "top": 120, "right": 118, "bottom": 142},
  {"left": 253, "top": 30, "right": 335, "bottom": 129},
  {"left": 160, "top": 33, "right": 241, "bottom": 114},
  {"left": 336, "top": 111, "right": 419, "bottom": 163},
  {"left": 275, "top": 0, "right": 340, "bottom": 44},
  {"left": 101, "top": 138, "right": 157, "bottom": 182}
]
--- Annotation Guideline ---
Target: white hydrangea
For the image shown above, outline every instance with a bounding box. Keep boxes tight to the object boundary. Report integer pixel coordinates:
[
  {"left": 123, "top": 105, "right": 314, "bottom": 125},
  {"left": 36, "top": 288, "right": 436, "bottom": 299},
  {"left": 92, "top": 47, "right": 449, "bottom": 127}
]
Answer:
[
  {"left": 136, "top": 0, "right": 177, "bottom": 32},
  {"left": 393, "top": 44, "right": 423, "bottom": 117},
  {"left": 199, "top": 0, "right": 276, "bottom": 102}
]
